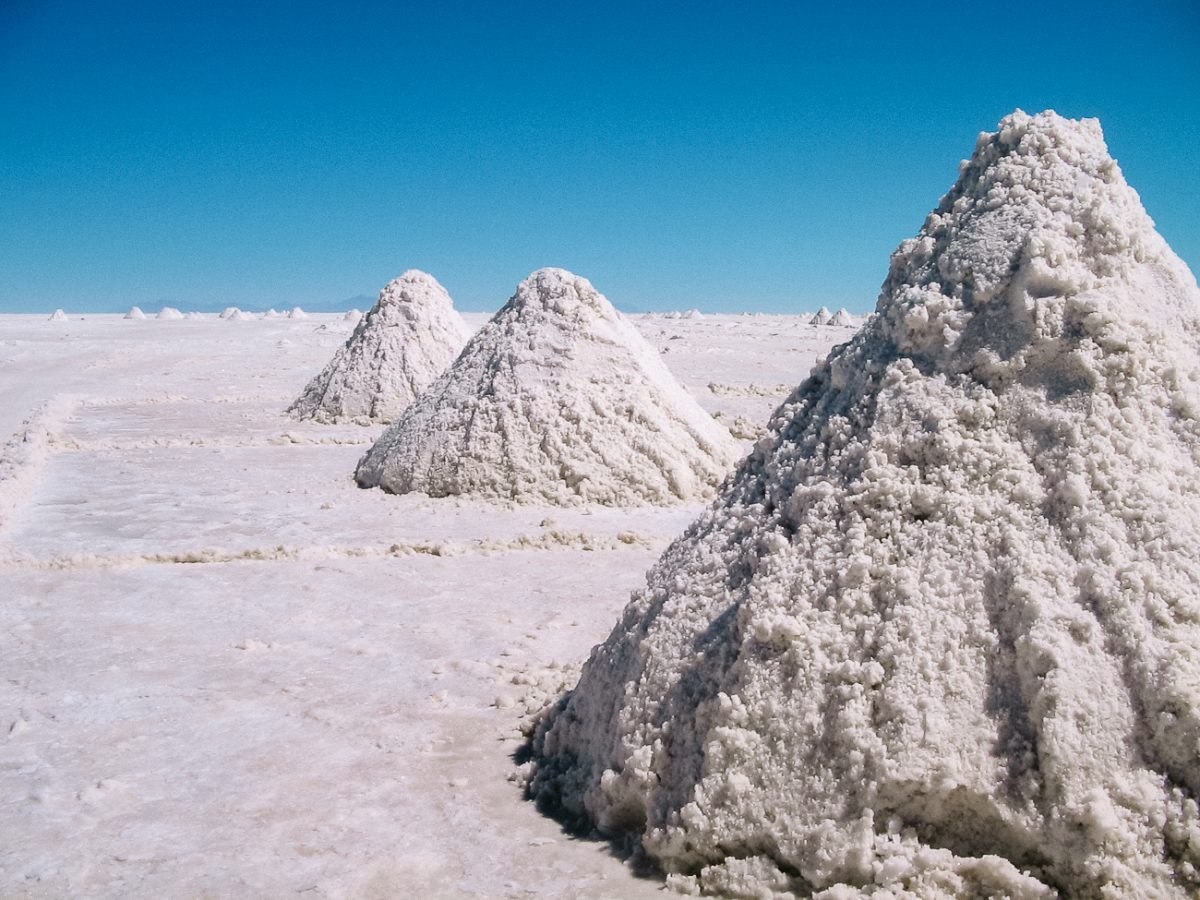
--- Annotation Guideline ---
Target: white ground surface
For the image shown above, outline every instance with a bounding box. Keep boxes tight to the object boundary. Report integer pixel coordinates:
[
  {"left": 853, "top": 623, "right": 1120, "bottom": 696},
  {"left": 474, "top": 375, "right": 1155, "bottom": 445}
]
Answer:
[{"left": 0, "top": 311, "right": 857, "bottom": 898}]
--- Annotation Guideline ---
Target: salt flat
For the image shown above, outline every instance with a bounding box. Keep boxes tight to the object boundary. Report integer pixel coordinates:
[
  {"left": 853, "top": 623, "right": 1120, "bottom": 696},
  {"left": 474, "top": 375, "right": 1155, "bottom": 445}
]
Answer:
[{"left": 0, "top": 311, "right": 857, "bottom": 897}]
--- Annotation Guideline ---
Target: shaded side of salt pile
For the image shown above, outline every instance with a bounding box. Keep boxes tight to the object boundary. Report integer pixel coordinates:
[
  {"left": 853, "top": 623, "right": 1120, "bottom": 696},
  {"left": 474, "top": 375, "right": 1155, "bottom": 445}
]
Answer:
[
  {"left": 528, "top": 111, "right": 1200, "bottom": 897},
  {"left": 356, "top": 268, "right": 741, "bottom": 506},
  {"left": 289, "top": 270, "right": 470, "bottom": 424}
]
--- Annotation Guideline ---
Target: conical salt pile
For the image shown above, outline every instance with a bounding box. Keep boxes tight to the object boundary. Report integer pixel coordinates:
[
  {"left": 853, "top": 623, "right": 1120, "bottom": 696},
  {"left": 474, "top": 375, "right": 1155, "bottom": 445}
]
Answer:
[
  {"left": 528, "top": 111, "right": 1200, "bottom": 897},
  {"left": 47, "top": 309, "right": 67, "bottom": 322},
  {"left": 219, "top": 306, "right": 240, "bottom": 319},
  {"left": 156, "top": 306, "right": 184, "bottom": 320},
  {"left": 287, "top": 306, "right": 308, "bottom": 320},
  {"left": 810, "top": 305, "right": 832, "bottom": 325},
  {"left": 356, "top": 268, "right": 740, "bottom": 505},
  {"left": 831, "top": 307, "right": 854, "bottom": 326},
  {"left": 124, "top": 306, "right": 146, "bottom": 320},
  {"left": 344, "top": 308, "right": 362, "bottom": 323},
  {"left": 290, "top": 271, "right": 470, "bottom": 424}
]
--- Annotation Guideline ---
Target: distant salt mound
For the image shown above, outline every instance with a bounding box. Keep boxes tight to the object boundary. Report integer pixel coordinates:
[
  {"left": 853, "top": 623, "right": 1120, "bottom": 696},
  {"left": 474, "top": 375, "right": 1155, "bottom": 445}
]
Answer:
[
  {"left": 124, "top": 306, "right": 146, "bottom": 320},
  {"left": 47, "top": 309, "right": 67, "bottom": 322},
  {"left": 264, "top": 308, "right": 283, "bottom": 319},
  {"left": 529, "top": 111, "right": 1200, "bottom": 898},
  {"left": 156, "top": 306, "right": 184, "bottom": 320},
  {"left": 289, "top": 270, "right": 470, "bottom": 424},
  {"left": 185, "top": 311, "right": 205, "bottom": 321},
  {"left": 227, "top": 309, "right": 256, "bottom": 322},
  {"left": 357, "top": 268, "right": 740, "bottom": 505},
  {"left": 809, "top": 305, "right": 832, "bottom": 325},
  {"left": 344, "top": 308, "right": 362, "bottom": 323},
  {"left": 830, "top": 307, "right": 854, "bottom": 326},
  {"left": 287, "top": 307, "right": 308, "bottom": 320}
]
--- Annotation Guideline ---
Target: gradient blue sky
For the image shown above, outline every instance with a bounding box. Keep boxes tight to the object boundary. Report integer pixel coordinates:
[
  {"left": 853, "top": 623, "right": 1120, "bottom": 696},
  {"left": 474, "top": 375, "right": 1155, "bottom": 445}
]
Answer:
[{"left": 2, "top": 0, "right": 1197, "bottom": 314}]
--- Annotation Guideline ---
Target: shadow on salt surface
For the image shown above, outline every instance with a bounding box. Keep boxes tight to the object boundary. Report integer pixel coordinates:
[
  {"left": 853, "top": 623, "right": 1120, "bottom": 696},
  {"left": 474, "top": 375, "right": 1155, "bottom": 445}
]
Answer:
[
  {"left": 3, "top": 442, "right": 698, "bottom": 563},
  {"left": 1, "top": 552, "right": 665, "bottom": 897}
]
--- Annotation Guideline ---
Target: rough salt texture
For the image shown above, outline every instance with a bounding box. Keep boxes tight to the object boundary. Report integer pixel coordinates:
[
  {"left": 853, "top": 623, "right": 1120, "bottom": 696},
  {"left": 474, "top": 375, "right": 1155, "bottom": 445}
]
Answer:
[
  {"left": 288, "top": 271, "right": 470, "bottom": 425},
  {"left": 528, "top": 111, "right": 1200, "bottom": 898},
  {"left": 356, "top": 268, "right": 741, "bottom": 506}
]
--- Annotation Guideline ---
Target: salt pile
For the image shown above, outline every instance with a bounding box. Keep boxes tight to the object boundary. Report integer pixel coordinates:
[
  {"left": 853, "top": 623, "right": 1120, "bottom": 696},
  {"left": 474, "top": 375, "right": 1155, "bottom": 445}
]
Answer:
[
  {"left": 264, "top": 308, "right": 283, "bottom": 319},
  {"left": 219, "top": 306, "right": 240, "bottom": 319},
  {"left": 124, "top": 306, "right": 146, "bottom": 320},
  {"left": 47, "top": 309, "right": 67, "bottom": 322},
  {"left": 287, "top": 306, "right": 308, "bottom": 320},
  {"left": 289, "top": 270, "right": 470, "bottom": 424},
  {"left": 528, "top": 111, "right": 1200, "bottom": 897},
  {"left": 344, "top": 308, "right": 362, "bottom": 322},
  {"left": 356, "top": 268, "right": 740, "bottom": 505},
  {"left": 831, "top": 307, "right": 854, "bottom": 326},
  {"left": 156, "top": 306, "right": 184, "bottom": 320},
  {"left": 809, "top": 305, "right": 832, "bottom": 325},
  {"left": 185, "top": 311, "right": 205, "bottom": 320},
  {"left": 227, "top": 309, "right": 256, "bottom": 322}
]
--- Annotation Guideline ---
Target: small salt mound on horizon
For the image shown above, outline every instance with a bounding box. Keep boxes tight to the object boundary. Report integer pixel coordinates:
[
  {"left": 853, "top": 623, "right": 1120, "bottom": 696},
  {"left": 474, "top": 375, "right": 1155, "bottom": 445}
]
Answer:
[
  {"left": 124, "top": 306, "right": 146, "bottom": 320},
  {"left": 343, "top": 309, "right": 362, "bottom": 322},
  {"left": 227, "top": 309, "right": 256, "bottom": 322},
  {"left": 529, "top": 110, "right": 1200, "bottom": 898},
  {"left": 156, "top": 307, "right": 184, "bottom": 320},
  {"left": 287, "top": 307, "right": 308, "bottom": 320},
  {"left": 219, "top": 307, "right": 240, "bottom": 319},
  {"left": 830, "top": 307, "right": 854, "bottom": 326},
  {"left": 185, "top": 311, "right": 205, "bottom": 320},
  {"left": 47, "top": 309, "right": 67, "bottom": 322},
  {"left": 264, "top": 309, "right": 283, "bottom": 319},
  {"left": 355, "top": 267, "right": 740, "bottom": 506},
  {"left": 289, "top": 270, "right": 470, "bottom": 424},
  {"left": 809, "top": 305, "right": 832, "bottom": 325}
]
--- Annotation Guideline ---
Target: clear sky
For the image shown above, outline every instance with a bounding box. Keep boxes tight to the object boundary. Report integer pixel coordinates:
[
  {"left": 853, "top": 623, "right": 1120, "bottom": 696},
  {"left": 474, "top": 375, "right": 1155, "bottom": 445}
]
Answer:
[{"left": 1, "top": 0, "right": 1197, "bottom": 314}]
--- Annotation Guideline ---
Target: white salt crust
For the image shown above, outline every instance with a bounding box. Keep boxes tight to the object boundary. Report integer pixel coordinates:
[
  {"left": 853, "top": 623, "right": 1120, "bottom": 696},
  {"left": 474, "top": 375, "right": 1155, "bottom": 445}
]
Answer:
[
  {"left": 529, "top": 111, "right": 1200, "bottom": 897},
  {"left": 356, "top": 268, "right": 741, "bottom": 506},
  {"left": 288, "top": 271, "right": 470, "bottom": 424}
]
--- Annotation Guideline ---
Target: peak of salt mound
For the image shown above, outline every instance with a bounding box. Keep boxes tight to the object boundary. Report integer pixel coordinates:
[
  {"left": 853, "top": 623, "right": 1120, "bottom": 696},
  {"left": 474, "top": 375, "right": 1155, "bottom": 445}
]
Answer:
[
  {"left": 289, "top": 270, "right": 470, "bottom": 424},
  {"left": 124, "top": 306, "right": 146, "bottom": 320},
  {"left": 48, "top": 309, "right": 67, "bottom": 321},
  {"left": 355, "top": 267, "right": 740, "bottom": 505},
  {"left": 156, "top": 306, "right": 184, "bottom": 320},
  {"left": 809, "top": 305, "right": 832, "bottom": 325},
  {"left": 529, "top": 110, "right": 1200, "bottom": 898}
]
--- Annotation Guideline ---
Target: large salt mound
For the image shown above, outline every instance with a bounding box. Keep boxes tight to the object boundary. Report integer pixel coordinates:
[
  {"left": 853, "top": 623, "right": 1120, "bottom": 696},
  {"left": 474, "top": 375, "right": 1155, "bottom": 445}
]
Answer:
[
  {"left": 810, "top": 305, "right": 832, "bottom": 325},
  {"left": 356, "top": 268, "right": 741, "bottom": 505},
  {"left": 289, "top": 270, "right": 470, "bottom": 424},
  {"left": 124, "top": 306, "right": 146, "bottom": 320},
  {"left": 528, "top": 111, "right": 1200, "bottom": 898}
]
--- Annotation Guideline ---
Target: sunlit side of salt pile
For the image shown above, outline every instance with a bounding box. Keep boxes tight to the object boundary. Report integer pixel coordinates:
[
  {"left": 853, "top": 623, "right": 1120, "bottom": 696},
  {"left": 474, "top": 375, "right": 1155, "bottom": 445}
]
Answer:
[{"left": 528, "top": 111, "right": 1200, "bottom": 898}]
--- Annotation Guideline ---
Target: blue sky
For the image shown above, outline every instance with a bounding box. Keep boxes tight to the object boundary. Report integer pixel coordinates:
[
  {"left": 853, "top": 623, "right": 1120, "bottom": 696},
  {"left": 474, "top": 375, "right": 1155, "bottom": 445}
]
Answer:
[{"left": 1, "top": 0, "right": 1197, "bottom": 314}]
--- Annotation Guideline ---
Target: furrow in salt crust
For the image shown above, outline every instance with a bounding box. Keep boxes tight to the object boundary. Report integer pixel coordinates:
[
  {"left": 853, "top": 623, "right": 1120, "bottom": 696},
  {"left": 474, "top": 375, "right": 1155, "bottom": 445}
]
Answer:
[
  {"left": 527, "top": 110, "right": 1200, "bottom": 898},
  {"left": 288, "top": 270, "right": 470, "bottom": 424},
  {"left": 355, "top": 268, "right": 741, "bottom": 506}
]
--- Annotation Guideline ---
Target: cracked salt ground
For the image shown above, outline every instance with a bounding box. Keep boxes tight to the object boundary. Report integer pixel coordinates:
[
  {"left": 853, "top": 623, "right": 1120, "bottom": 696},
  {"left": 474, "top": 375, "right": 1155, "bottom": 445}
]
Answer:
[{"left": 0, "top": 305, "right": 846, "bottom": 896}]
